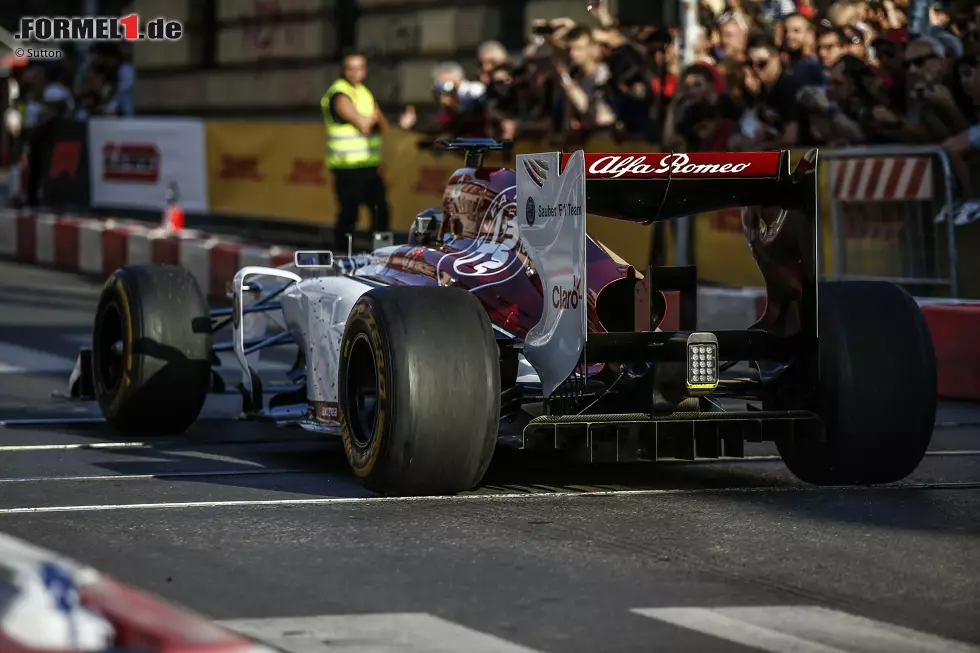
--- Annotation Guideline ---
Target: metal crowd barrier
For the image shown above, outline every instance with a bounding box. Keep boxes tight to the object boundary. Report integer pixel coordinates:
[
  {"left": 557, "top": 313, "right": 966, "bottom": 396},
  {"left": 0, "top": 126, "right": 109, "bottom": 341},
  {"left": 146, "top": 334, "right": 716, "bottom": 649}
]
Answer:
[{"left": 822, "top": 144, "right": 959, "bottom": 297}]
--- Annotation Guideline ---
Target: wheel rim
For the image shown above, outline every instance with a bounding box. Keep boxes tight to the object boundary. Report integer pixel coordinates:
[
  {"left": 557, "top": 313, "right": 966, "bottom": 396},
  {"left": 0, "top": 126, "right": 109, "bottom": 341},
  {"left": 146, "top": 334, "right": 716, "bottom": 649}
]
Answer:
[
  {"left": 95, "top": 301, "right": 125, "bottom": 393},
  {"left": 345, "top": 333, "right": 379, "bottom": 449}
]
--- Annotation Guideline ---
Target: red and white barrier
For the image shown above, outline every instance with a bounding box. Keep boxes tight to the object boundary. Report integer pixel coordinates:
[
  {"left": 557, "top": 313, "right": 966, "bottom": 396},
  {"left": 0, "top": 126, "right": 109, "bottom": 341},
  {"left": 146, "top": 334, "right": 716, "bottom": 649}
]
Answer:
[
  {"left": 0, "top": 210, "right": 293, "bottom": 301},
  {"left": 829, "top": 157, "right": 933, "bottom": 202},
  {"left": 0, "top": 531, "right": 272, "bottom": 653}
]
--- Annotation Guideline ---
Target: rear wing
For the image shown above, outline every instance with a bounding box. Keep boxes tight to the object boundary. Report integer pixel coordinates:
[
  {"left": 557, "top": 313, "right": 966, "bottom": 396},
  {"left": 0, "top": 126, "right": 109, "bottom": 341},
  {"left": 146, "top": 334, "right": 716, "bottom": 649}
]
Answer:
[
  {"left": 516, "top": 149, "right": 819, "bottom": 398},
  {"left": 566, "top": 151, "right": 795, "bottom": 225}
]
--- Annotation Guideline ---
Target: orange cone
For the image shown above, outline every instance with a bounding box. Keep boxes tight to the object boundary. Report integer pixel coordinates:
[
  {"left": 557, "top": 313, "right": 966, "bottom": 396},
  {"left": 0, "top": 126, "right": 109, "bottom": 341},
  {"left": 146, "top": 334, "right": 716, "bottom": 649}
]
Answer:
[
  {"left": 163, "top": 203, "right": 184, "bottom": 232},
  {"left": 162, "top": 182, "right": 183, "bottom": 233}
]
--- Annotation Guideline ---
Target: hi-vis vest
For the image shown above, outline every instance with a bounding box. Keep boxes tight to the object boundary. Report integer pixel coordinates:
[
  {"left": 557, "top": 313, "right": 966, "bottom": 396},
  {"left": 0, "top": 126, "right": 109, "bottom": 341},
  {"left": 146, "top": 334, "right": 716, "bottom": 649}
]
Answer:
[{"left": 321, "top": 79, "right": 382, "bottom": 169}]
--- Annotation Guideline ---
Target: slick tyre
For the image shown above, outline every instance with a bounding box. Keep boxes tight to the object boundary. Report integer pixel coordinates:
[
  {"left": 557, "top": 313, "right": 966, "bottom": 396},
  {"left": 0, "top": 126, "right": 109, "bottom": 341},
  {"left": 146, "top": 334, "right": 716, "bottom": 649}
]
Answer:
[
  {"left": 339, "top": 286, "right": 500, "bottom": 495},
  {"left": 92, "top": 264, "right": 212, "bottom": 435},
  {"left": 777, "top": 281, "right": 937, "bottom": 485}
]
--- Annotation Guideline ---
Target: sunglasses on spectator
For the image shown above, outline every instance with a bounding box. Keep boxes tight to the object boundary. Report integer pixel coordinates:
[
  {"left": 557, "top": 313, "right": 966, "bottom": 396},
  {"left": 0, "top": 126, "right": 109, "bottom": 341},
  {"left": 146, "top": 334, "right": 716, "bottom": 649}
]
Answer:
[
  {"left": 903, "top": 54, "right": 937, "bottom": 69},
  {"left": 750, "top": 58, "right": 771, "bottom": 70},
  {"left": 433, "top": 81, "right": 457, "bottom": 94}
]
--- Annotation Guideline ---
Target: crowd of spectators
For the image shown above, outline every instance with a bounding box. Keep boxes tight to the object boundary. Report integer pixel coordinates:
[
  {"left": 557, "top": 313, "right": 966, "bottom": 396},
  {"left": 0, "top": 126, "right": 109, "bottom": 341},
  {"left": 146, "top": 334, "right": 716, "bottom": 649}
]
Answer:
[
  {"left": 4, "top": 42, "right": 135, "bottom": 206},
  {"left": 7, "top": 42, "right": 135, "bottom": 126},
  {"left": 399, "top": 0, "right": 980, "bottom": 194}
]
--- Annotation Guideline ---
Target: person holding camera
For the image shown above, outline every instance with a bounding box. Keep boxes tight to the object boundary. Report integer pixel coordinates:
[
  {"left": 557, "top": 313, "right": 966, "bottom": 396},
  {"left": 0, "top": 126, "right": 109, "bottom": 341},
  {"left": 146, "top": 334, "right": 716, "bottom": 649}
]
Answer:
[
  {"left": 800, "top": 54, "right": 877, "bottom": 145},
  {"left": 740, "top": 34, "right": 805, "bottom": 149},
  {"left": 484, "top": 63, "right": 520, "bottom": 141},
  {"left": 398, "top": 62, "right": 486, "bottom": 139},
  {"left": 872, "top": 36, "right": 969, "bottom": 142}
]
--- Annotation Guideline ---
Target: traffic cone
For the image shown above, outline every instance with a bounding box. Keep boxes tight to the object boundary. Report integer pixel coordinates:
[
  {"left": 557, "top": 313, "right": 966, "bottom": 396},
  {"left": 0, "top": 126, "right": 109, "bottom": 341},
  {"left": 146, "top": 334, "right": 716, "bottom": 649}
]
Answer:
[
  {"left": 162, "top": 181, "right": 184, "bottom": 233},
  {"left": 163, "top": 203, "right": 185, "bottom": 232}
]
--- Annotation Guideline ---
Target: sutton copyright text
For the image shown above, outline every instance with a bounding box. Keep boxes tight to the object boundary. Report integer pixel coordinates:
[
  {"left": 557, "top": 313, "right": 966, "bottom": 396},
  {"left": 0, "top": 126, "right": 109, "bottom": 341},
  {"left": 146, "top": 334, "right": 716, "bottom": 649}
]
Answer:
[{"left": 14, "top": 47, "right": 63, "bottom": 59}]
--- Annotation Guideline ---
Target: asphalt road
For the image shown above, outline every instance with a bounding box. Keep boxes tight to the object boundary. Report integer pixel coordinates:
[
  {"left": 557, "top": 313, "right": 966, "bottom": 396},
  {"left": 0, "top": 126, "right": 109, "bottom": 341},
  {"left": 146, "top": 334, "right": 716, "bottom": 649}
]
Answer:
[{"left": 0, "top": 260, "right": 979, "bottom": 653}]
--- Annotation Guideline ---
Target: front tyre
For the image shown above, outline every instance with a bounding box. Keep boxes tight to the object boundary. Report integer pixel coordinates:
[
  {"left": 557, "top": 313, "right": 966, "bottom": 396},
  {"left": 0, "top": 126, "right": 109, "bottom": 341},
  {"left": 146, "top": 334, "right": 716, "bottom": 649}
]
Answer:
[
  {"left": 338, "top": 286, "right": 501, "bottom": 495},
  {"left": 778, "top": 281, "right": 937, "bottom": 484},
  {"left": 92, "top": 265, "right": 212, "bottom": 435}
]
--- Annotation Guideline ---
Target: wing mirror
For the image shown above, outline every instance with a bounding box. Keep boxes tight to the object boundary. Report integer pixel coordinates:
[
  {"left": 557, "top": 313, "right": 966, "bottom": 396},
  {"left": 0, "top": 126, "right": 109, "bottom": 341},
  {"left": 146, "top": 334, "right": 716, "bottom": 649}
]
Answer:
[{"left": 294, "top": 251, "right": 334, "bottom": 268}]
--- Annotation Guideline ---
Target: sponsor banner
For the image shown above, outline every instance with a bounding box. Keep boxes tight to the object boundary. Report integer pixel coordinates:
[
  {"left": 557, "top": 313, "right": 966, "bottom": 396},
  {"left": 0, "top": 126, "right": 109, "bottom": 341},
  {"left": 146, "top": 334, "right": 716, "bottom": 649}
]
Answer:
[
  {"left": 206, "top": 120, "right": 330, "bottom": 224},
  {"left": 87, "top": 117, "right": 209, "bottom": 213},
  {"left": 38, "top": 120, "right": 91, "bottom": 208},
  {"left": 206, "top": 121, "right": 511, "bottom": 230}
]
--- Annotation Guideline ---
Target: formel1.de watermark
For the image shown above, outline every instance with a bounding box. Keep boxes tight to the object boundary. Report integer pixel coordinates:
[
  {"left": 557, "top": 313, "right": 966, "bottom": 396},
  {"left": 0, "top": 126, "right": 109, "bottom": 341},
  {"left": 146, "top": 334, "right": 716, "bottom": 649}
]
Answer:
[{"left": 15, "top": 14, "right": 183, "bottom": 42}]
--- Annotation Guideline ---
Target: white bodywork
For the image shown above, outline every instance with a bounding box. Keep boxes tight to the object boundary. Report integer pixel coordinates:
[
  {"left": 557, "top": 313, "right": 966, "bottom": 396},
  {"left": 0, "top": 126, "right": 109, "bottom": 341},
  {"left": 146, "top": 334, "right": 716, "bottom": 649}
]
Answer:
[
  {"left": 278, "top": 274, "right": 374, "bottom": 403},
  {"left": 231, "top": 265, "right": 373, "bottom": 406}
]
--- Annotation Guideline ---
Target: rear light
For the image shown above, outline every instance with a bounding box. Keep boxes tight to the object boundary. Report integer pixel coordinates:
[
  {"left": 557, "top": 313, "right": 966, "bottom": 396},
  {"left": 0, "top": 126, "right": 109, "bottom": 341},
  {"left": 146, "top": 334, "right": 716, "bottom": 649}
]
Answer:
[{"left": 686, "top": 332, "right": 718, "bottom": 391}]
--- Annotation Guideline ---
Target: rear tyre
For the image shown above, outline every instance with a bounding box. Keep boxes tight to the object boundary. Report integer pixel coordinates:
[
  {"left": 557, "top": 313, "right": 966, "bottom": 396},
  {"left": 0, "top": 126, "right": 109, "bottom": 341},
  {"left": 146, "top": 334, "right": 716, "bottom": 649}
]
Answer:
[
  {"left": 777, "top": 281, "right": 936, "bottom": 484},
  {"left": 92, "top": 265, "right": 212, "bottom": 435},
  {"left": 338, "top": 286, "right": 501, "bottom": 495}
]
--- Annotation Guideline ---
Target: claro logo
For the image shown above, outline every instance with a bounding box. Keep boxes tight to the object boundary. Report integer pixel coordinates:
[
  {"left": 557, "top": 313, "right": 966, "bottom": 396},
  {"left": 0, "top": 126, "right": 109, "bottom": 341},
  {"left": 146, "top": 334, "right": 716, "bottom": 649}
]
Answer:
[
  {"left": 552, "top": 275, "right": 582, "bottom": 309},
  {"left": 103, "top": 142, "right": 160, "bottom": 182}
]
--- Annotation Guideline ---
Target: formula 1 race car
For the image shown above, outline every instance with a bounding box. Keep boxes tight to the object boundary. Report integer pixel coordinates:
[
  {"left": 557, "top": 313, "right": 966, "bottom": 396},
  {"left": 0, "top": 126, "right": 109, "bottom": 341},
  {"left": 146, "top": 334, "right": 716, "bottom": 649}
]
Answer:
[{"left": 74, "top": 138, "right": 937, "bottom": 495}]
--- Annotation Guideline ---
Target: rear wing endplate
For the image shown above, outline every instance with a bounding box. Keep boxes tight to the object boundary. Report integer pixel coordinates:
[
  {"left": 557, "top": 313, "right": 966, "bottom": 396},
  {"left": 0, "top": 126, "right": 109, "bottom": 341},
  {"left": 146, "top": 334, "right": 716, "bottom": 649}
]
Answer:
[{"left": 516, "top": 151, "right": 588, "bottom": 398}]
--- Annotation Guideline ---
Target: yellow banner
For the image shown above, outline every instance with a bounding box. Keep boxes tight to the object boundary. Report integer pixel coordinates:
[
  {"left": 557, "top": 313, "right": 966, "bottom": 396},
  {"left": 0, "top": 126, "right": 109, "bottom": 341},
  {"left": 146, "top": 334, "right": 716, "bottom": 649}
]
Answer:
[
  {"left": 206, "top": 121, "right": 513, "bottom": 232},
  {"left": 206, "top": 120, "right": 329, "bottom": 223}
]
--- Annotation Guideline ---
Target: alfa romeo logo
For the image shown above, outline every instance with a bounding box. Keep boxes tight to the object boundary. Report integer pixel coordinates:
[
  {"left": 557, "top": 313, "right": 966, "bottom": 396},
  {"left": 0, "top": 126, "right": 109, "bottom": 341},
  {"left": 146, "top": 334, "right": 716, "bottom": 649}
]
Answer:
[{"left": 525, "top": 197, "right": 535, "bottom": 226}]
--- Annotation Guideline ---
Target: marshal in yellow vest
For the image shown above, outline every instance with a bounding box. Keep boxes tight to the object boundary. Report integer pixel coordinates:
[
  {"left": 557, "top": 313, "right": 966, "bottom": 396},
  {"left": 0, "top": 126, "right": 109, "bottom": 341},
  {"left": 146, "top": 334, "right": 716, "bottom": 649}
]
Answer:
[{"left": 321, "top": 79, "right": 383, "bottom": 170}]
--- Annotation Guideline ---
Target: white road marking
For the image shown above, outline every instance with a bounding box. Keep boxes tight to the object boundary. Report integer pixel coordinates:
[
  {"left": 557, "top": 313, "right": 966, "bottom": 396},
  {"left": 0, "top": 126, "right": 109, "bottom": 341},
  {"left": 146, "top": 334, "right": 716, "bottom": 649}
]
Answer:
[
  {"left": 0, "top": 482, "right": 977, "bottom": 515},
  {"left": 632, "top": 606, "right": 980, "bottom": 653},
  {"left": 921, "top": 450, "right": 980, "bottom": 457},
  {"left": 0, "top": 343, "right": 75, "bottom": 373},
  {"left": 681, "top": 451, "right": 980, "bottom": 463},
  {"left": 0, "top": 468, "right": 309, "bottom": 483},
  {"left": 220, "top": 613, "right": 544, "bottom": 653},
  {"left": 0, "top": 441, "right": 148, "bottom": 452},
  {"left": 0, "top": 436, "right": 326, "bottom": 452}
]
